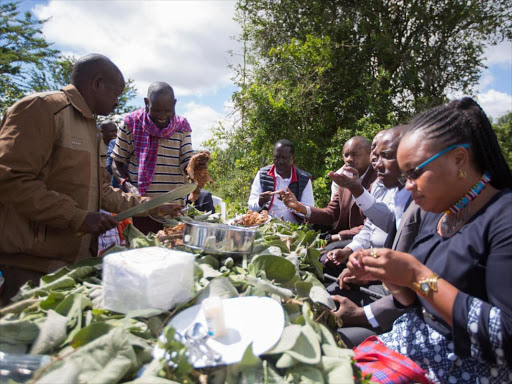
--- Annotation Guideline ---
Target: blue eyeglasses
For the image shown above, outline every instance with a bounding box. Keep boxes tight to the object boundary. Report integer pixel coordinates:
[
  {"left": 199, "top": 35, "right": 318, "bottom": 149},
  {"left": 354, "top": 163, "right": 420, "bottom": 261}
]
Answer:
[{"left": 402, "top": 143, "right": 470, "bottom": 181}]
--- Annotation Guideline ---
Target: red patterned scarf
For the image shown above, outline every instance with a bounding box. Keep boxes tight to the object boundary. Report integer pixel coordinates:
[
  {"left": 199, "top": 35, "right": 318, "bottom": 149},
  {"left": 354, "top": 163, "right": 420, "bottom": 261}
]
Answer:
[{"left": 124, "top": 108, "right": 191, "bottom": 195}]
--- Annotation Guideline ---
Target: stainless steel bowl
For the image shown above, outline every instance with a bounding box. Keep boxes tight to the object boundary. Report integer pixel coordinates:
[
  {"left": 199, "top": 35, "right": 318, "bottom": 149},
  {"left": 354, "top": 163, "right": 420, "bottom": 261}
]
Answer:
[{"left": 183, "top": 221, "right": 256, "bottom": 255}]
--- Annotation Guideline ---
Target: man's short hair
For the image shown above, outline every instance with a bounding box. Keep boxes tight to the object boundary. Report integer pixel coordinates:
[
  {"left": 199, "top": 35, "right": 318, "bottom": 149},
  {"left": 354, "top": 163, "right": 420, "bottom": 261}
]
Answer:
[
  {"left": 147, "top": 82, "right": 174, "bottom": 100},
  {"left": 345, "top": 136, "right": 371, "bottom": 153},
  {"left": 274, "top": 139, "right": 294, "bottom": 154}
]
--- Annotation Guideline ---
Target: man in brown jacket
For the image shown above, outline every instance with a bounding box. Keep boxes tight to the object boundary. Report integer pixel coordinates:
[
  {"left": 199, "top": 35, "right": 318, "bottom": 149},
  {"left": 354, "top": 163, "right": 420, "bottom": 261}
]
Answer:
[{"left": 0, "top": 54, "right": 180, "bottom": 303}]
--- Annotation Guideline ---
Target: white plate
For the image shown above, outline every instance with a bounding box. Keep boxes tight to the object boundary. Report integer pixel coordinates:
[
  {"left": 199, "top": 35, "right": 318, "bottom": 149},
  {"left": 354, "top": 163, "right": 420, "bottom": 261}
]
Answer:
[{"left": 154, "top": 296, "right": 284, "bottom": 368}]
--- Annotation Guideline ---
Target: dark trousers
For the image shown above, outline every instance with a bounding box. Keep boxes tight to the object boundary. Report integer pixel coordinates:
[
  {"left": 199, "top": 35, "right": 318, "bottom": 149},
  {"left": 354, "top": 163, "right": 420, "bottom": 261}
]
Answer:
[
  {"left": 0, "top": 264, "right": 44, "bottom": 308},
  {"left": 327, "top": 282, "right": 388, "bottom": 348}
]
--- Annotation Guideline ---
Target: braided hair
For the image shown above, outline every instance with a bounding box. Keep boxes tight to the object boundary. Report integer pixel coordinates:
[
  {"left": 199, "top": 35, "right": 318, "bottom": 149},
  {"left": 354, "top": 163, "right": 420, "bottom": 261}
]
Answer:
[{"left": 407, "top": 97, "right": 512, "bottom": 190}]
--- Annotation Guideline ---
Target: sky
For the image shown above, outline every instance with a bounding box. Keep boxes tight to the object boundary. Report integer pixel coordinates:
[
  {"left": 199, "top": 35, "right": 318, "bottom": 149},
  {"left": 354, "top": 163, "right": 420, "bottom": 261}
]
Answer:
[{"left": 18, "top": 0, "right": 512, "bottom": 148}]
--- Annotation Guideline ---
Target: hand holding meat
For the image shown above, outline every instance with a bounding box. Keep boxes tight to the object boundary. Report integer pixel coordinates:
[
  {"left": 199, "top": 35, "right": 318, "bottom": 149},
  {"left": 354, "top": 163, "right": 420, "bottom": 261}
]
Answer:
[{"left": 186, "top": 151, "right": 214, "bottom": 202}]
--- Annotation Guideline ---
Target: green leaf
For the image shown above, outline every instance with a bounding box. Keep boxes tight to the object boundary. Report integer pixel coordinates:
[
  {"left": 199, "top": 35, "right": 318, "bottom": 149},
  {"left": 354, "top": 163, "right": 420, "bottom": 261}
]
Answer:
[
  {"left": 285, "top": 324, "right": 321, "bottom": 365},
  {"left": 0, "top": 319, "right": 39, "bottom": 345},
  {"left": 309, "top": 285, "right": 336, "bottom": 310},
  {"left": 196, "top": 276, "right": 239, "bottom": 302},
  {"left": 250, "top": 254, "right": 297, "bottom": 284},
  {"left": 40, "top": 267, "right": 70, "bottom": 285},
  {"left": 320, "top": 355, "right": 354, "bottom": 384},
  {"left": 30, "top": 310, "right": 68, "bottom": 354},
  {"left": 71, "top": 257, "right": 104, "bottom": 269},
  {"left": 40, "top": 292, "right": 66, "bottom": 310},
  {"left": 275, "top": 352, "right": 299, "bottom": 369},
  {"left": 71, "top": 322, "right": 115, "bottom": 348},
  {"left": 266, "top": 324, "right": 302, "bottom": 354},
  {"left": 246, "top": 276, "right": 294, "bottom": 299},
  {"left": 197, "top": 255, "right": 220, "bottom": 269},
  {"left": 198, "top": 263, "right": 223, "bottom": 279},
  {"left": 289, "top": 365, "right": 325, "bottom": 384},
  {"left": 318, "top": 323, "right": 337, "bottom": 347},
  {"left": 294, "top": 281, "right": 313, "bottom": 297},
  {"left": 38, "top": 328, "right": 139, "bottom": 384},
  {"left": 239, "top": 342, "right": 262, "bottom": 368}
]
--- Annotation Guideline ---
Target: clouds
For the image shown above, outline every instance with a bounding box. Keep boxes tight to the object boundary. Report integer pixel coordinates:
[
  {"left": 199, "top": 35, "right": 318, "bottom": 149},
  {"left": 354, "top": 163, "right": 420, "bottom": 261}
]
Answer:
[
  {"left": 33, "top": 0, "right": 242, "bottom": 149},
  {"left": 483, "top": 41, "right": 512, "bottom": 68},
  {"left": 34, "top": 1, "right": 241, "bottom": 96},
  {"left": 475, "top": 89, "right": 512, "bottom": 119},
  {"left": 181, "top": 101, "right": 235, "bottom": 148}
]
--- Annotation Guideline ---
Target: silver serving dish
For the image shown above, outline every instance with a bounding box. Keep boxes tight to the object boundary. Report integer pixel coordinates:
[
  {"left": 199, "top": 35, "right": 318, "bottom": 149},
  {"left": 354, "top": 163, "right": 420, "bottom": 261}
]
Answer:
[{"left": 183, "top": 221, "right": 256, "bottom": 255}]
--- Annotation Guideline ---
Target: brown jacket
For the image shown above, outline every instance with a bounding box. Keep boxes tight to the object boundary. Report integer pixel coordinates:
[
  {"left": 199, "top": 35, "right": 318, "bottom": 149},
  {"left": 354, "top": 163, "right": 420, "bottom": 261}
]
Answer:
[
  {"left": 0, "top": 85, "right": 147, "bottom": 272},
  {"left": 309, "top": 167, "right": 377, "bottom": 238}
]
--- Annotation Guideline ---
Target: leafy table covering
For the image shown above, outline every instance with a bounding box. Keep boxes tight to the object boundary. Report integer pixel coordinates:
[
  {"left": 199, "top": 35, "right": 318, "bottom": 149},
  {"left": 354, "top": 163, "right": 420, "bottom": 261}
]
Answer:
[{"left": 0, "top": 217, "right": 372, "bottom": 384}]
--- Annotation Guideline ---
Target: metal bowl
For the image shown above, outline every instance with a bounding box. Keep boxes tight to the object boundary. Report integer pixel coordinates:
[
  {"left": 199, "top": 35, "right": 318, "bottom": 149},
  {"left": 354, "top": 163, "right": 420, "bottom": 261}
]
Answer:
[{"left": 183, "top": 221, "right": 256, "bottom": 255}]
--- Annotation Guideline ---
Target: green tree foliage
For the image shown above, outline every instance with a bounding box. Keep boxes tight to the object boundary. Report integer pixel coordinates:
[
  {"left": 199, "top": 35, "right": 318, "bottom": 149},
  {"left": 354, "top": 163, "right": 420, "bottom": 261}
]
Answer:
[
  {"left": 493, "top": 112, "right": 512, "bottom": 169},
  {"left": 207, "top": 0, "right": 511, "bottom": 207},
  {"left": 0, "top": 1, "right": 58, "bottom": 112}
]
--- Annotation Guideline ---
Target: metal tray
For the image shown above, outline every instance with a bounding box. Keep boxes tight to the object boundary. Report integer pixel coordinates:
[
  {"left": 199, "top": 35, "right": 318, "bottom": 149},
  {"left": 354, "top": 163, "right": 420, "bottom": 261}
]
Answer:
[{"left": 183, "top": 221, "right": 255, "bottom": 255}]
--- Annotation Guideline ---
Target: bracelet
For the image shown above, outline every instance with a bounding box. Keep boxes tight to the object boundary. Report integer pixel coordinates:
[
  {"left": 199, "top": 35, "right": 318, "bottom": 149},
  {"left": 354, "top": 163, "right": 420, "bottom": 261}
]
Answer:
[{"left": 382, "top": 282, "right": 402, "bottom": 295}]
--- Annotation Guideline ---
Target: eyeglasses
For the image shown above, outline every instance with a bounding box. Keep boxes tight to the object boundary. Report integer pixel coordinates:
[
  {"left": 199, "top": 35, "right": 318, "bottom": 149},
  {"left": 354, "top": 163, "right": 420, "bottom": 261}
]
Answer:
[{"left": 401, "top": 143, "right": 470, "bottom": 181}]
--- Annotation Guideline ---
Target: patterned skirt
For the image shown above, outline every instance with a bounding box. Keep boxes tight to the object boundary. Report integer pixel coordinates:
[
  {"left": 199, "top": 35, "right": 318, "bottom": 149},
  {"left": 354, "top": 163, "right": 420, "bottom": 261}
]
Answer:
[{"left": 379, "top": 309, "right": 512, "bottom": 383}]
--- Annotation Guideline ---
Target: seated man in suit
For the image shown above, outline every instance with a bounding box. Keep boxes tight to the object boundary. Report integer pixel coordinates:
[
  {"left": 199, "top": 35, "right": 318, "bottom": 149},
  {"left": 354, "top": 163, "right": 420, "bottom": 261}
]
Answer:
[
  {"left": 280, "top": 136, "right": 376, "bottom": 273},
  {"left": 248, "top": 139, "right": 314, "bottom": 224},
  {"left": 186, "top": 189, "right": 215, "bottom": 213},
  {"left": 324, "top": 126, "right": 410, "bottom": 268}
]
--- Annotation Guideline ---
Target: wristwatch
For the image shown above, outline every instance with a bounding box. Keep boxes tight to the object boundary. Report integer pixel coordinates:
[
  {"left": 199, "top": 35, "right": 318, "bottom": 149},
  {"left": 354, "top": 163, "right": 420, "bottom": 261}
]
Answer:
[
  {"left": 413, "top": 273, "right": 439, "bottom": 297},
  {"left": 325, "top": 234, "right": 332, "bottom": 243}
]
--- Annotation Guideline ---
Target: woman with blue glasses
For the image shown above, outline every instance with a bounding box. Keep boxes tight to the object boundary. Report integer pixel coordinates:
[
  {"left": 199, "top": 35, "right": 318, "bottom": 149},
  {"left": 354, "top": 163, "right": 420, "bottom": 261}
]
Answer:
[{"left": 347, "top": 97, "right": 512, "bottom": 383}]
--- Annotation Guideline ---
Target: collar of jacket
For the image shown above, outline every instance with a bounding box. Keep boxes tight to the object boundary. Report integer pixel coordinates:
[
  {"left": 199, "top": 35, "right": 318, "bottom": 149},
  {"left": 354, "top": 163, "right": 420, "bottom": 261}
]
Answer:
[
  {"left": 61, "top": 84, "right": 95, "bottom": 120},
  {"left": 267, "top": 164, "right": 298, "bottom": 183}
]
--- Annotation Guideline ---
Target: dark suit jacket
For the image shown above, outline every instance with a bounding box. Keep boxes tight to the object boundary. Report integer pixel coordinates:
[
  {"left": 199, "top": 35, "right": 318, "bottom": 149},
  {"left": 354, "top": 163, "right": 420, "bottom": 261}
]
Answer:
[
  {"left": 370, "top": 200, "right": 424, "bottom": 331},
  {"left": 186, "top": 190, "right": 215, "bottom": 213},
  {"left": 309, "top": 167, "right": 377, "bottom": 238}
]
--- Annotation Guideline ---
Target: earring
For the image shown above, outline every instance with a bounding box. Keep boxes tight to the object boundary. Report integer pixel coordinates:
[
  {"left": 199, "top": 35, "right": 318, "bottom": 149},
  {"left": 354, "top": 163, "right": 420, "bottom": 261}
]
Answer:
[{"left": 458, "top": 169, "right": 466, "bottom": 179}]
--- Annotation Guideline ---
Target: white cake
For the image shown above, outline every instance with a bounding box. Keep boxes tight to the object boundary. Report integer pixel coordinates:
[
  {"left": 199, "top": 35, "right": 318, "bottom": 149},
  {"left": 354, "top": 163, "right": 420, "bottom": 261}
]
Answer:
[{"left": 102, "top": 247, "right": 195, "bottom": 313}]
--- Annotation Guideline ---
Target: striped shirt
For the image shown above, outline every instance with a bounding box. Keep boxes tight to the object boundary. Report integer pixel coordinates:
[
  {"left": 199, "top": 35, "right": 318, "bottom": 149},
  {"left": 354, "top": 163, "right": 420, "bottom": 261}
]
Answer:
[{"left": 111, "top": 118, "right": 194, "bottom": 202}]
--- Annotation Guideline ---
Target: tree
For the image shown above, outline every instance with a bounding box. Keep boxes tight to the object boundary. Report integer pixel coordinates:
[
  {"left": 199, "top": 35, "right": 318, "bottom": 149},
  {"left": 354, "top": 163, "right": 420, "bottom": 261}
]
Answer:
[
  {"left": 208, "top": 0, "right": 512, "bottom": 207},
  {"left": 493, "top": 111, "right": 512, "bottom": 169},
  {"left": 0, "top": 1, "right": 58, "bottom": 112}
]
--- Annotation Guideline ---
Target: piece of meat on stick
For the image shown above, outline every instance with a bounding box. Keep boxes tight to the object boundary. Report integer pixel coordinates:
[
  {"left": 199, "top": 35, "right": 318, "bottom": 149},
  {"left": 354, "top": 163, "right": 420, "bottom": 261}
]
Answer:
[{"left": 186, "top": 151, "right": 214, "bottom": 202}]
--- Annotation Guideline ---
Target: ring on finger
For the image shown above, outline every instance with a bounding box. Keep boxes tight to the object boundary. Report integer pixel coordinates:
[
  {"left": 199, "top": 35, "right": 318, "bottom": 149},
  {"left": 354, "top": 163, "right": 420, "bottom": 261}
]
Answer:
[{"left": 370, "top": 249, "right": 380, "bottom": 259}]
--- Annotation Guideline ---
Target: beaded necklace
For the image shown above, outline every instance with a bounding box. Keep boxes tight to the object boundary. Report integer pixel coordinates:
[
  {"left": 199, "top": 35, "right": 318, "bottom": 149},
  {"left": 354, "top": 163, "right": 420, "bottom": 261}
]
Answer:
[{"left": 440, "top": 172, "right": 491, "bottom": 234}]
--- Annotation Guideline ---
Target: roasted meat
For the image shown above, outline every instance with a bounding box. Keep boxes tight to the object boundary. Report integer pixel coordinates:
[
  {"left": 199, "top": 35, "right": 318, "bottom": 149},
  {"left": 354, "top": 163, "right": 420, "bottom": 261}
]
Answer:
[{"left": 186, "top": 151, "right": 214, "bottom": 202}]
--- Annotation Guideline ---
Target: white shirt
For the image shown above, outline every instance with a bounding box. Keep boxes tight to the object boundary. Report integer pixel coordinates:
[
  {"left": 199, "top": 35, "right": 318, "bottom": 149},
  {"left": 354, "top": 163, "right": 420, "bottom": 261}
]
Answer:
[
  {"left": 354, "top": 184, "right": 411, "bottom": 230},
  {"left": 248, "top": 167, "right": 315, "bottom": 224},
  {"left": 346, "top": 181, "right": 397, "bottom": 252}
]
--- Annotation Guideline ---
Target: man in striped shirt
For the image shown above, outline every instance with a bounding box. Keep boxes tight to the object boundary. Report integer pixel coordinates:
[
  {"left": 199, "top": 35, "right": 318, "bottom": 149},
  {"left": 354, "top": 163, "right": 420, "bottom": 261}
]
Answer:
[{"left": 111, "top": 82, "right": 195, "bottom": 232}]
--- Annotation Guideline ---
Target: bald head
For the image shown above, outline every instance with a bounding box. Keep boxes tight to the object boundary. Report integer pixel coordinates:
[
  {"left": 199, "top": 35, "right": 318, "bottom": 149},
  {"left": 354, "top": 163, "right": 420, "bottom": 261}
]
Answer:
[
  {"left": 70, "top": 54, "right": 125, "bottom": 116},
  {"left": 71, "top": 54, "right": 123, "bottom": 89}
]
